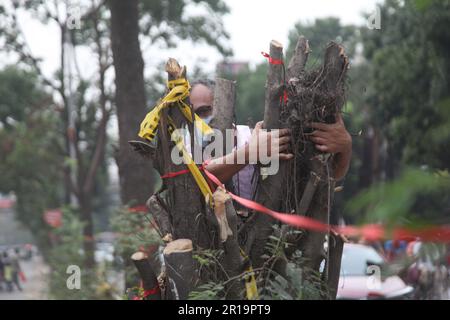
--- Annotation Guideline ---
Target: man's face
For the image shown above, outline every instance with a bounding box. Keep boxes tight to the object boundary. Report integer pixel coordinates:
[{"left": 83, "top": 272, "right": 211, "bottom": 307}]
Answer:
[{"left": 190, "top": 84, "right": 213, "bottom": 119}]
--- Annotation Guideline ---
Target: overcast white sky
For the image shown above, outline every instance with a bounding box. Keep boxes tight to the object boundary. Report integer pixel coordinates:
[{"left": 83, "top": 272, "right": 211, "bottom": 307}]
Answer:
[
  {"left": 224, "top": 0, "right": 379, "bottom": 64},
  {"left": 10, "top": 0, "right": 381, "bottom": 79}
]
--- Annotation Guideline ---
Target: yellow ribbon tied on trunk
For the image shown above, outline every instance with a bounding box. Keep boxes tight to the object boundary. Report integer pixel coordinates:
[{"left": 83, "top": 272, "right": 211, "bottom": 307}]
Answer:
[
  {"left": 138, "top": 78, "right": 213, "bottom": 142},
  {"left": 138, "top": 77, "right": 214, "bottom": 203}
]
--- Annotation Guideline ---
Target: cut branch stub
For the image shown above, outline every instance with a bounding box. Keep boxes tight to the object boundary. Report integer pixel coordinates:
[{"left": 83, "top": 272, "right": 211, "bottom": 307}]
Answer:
[
  {"left": 146, "top": 194, "right": 173, "bottom": 242},
  {"left": 210, "top": 78, "right": 236, "bottom": 133},
  {"left": 165, "top": 58, "right": 186, "bottom": 80},
  {"left": 287, "top": 36, "right": 310, "bottom": 80},
  {"left": 263, "top": 40, "right": 284, "bottom": 130},
  {"left": 213, "top": 188, "right": 234, "bottom": 243},
  {"left": 323, "top": 42, "right": 349, "bottom": 92},
  {"left": 131, "top": 251, "right": 161, "bottom": 300}
]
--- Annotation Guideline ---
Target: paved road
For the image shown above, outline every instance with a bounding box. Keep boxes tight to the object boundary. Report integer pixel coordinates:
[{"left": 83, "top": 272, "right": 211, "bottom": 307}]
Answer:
[
  {"left": 0, "top": 254, "right": 49, "bottom": 300},
  {"left": 1, "top": 206, "right": 49, "bottom": 300}
]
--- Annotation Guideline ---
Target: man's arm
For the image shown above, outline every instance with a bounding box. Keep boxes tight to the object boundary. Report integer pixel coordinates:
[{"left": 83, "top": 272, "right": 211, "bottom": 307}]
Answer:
[
  {"left": 205, "top": 122, "right": 293, "bottom": 183},
  {"left": 205, "top": 146, "right": 248, "bottom": 184}
]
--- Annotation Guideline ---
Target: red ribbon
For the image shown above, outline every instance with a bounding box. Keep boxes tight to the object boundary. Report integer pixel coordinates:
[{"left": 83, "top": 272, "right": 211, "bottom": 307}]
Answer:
[
  {"left": 261, "top": 51, "right": 284, "bottom": 65},
  {"left": 143, "top": 286, "right": 160, "bottom": 298},
  {"left": 280, "top": 90, "right": 288, "bottom": 104},
  {"left": 132, "top": 283, "right": 160, "bottom": 300},
  {"left": 161, "top": 165, "right": 205, "bottom": 179},
  {"left": 128, "top": 205, "right": 148, "bottom": 213},
  {"left": 203, "top": 166, "right": 330, "bottom": 234},
  {"left": 261, "top": 52, "right": 288, "bottom": 104}
]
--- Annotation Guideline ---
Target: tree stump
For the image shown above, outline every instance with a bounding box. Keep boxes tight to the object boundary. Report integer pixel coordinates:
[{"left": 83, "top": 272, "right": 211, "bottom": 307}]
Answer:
[
  {"left": 163, "top": 239, "right": 195, "bottom": 300},
  {"left": 131, "top": 251, "right": 161, "bottom": 300}
]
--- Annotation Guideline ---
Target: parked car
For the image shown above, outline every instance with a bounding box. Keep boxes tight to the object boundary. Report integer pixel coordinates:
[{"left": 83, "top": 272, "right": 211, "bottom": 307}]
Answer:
[
  {"left": 95, "top": 242, "right": 115, "bottom": 263},
  {"left": 337, "top": 243, "right": 414, "bottom": 299}
]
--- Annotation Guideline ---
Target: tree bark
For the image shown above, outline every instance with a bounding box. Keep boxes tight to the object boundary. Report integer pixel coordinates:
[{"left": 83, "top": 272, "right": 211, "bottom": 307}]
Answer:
[{"left": 109, "top": 0, "right": 154, "bottom": 206}]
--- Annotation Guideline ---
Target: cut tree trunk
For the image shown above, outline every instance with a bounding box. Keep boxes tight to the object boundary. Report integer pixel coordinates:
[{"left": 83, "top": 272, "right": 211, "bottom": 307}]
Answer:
[
  {"left": 285, "top": 39, "right": 349, "bottom": 297},
  {"left": 153, "top": 59, "right": 215, "bottom": 249},
  {"left": 132, "top": 62, "right": 238, "bottom": 299},
  {"left": 243, "top": 37, "right": 348, "bottom": 298},
  {"left": 247, "top": 40, "right": 286, "bottom": 268},
  {"left": 137, "top": 65, "right": 237, "bottom": 248},
  {"left": 163, "top": 239, "right": 195, "bottom": 300}
]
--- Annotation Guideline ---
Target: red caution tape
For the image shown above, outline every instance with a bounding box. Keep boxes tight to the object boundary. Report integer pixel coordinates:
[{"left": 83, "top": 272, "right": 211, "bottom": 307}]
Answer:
[
  {"left": 155, "top": 159, "right": 450, "bottom": 243},
  {"left": 203, "top": 166, "right": 330, "bottom": 233},
  {"left": 261, "top": 51, "right": 284, "bottom": 65},
  {"left": 201, "top": 162, "right": 450, "bottom": 243}
]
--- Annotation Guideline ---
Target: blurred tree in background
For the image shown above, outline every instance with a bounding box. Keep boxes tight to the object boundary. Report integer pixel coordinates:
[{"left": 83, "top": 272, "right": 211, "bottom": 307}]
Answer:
[
  {"left": 0, "top": 67, "right": 62, "bottom": 253},
  {"left": 0, "top": 0, "right": 115, "bottom": 267},
  {"left": 352, "top": 0, "right": 450, "bottom": 223},
  {"left": 361, "top": 0, "right": 450, "bottom": 173}
]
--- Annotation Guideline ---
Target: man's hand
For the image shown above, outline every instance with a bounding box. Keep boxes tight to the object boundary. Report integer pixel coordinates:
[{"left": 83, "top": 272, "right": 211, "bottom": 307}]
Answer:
[
  {"left": 205, "top": 122, "right": 293, "bottom": 184},
  {"left": 309, "top": 114, "right": 352, "bottom": 180},
  {"left": 309, "top": 114, "right": 352, "bottom": 155},
  {"left": 247, "top": 121, "right": 294, "bottom": 162}
]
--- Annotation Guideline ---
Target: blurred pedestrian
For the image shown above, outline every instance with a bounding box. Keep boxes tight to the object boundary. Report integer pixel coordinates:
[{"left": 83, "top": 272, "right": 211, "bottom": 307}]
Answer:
[
  {"left": 0, "top": 251, "right": 5, "bottom": 291},
  {"left": 2, "top": 252, "right": 13, "bottom": 292},
  {"left": 11, "top": 248, "right": 23, "bottom": 291}
]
